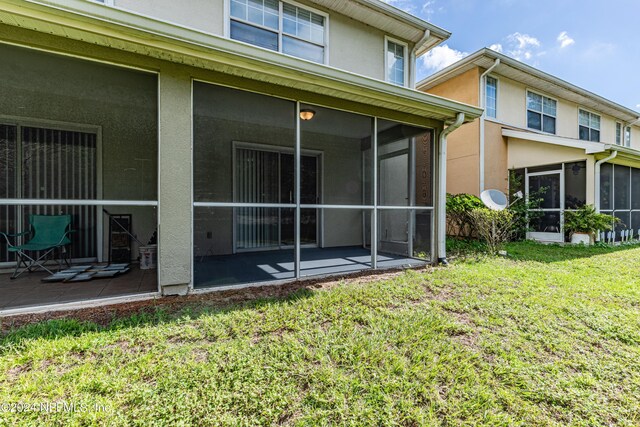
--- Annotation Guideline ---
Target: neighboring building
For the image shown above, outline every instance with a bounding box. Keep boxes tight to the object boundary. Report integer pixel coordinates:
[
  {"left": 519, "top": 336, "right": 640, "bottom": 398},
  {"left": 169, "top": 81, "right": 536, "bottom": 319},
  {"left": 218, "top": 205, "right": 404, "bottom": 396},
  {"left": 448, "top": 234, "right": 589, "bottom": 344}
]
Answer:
[
  {"left": 418, "top": 48, "right": 640, "bottom": 243},
  {"left": 0, "top": 0, "right": 481, "bottom": 313}
]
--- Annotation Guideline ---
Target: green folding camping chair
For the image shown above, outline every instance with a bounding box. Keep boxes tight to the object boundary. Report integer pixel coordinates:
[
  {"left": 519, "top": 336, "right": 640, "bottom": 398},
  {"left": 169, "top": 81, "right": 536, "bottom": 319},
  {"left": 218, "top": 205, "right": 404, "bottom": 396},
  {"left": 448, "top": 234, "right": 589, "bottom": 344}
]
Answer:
[{"left": 0, "top": 214, "right": 73, "bottom": 279}]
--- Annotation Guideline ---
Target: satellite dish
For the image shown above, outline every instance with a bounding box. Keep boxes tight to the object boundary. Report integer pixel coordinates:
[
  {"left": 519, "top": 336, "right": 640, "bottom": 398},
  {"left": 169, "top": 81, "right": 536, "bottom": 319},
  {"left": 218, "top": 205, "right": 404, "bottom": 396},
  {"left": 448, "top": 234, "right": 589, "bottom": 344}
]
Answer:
[{"left": 480, "top": 189, "right": 508, "bottom": 211}]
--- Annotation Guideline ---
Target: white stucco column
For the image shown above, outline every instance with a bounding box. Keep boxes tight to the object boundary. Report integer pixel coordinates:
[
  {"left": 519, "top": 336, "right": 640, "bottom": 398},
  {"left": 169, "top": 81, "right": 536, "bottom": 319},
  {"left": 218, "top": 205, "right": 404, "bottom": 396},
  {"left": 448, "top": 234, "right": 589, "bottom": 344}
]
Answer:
[{"left": 158, "top": 67, "right": 192, "bottom": 295}]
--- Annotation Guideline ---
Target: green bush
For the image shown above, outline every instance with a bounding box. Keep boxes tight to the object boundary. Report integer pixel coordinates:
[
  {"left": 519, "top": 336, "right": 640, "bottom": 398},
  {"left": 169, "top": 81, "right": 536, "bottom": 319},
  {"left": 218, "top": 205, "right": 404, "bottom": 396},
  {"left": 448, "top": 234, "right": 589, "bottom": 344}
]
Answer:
[
  {"left": 446, "top": 193, "right": 484, "bottom": 238},
  {"left": 564, "top": 205, "right": 620, "bottom": 236}
]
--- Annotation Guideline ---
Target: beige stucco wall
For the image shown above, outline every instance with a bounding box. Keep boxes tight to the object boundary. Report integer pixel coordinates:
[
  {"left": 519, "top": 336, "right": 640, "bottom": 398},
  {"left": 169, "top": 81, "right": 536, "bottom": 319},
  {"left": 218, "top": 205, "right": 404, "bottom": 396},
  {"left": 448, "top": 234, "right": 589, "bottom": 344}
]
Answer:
[
  {"left": 327, "top": 8, "right": 389, "bottom": 81},
  {"left": 508, "top": 139, "right": 588, "bottom": 169},
  {"left": 630, "top": 126, "right": 640, "bottom": 151},
  {"left": 427, "top": 68, "right": 479, "bottom": 106},
  {"left": 425, "top": 67, "right": 481, "bottom": 195},
  {"left": 484, "top": 120, "right": 508, "bottom": 193},
  {"left": 115, "top": 0, "right": 224, "bottom": 35},
  {"left": 495, "top": 76, "right": 526, "bottom": 128},
  {"left": 446, "top": 121, "right": 479, "bottom": 195}
]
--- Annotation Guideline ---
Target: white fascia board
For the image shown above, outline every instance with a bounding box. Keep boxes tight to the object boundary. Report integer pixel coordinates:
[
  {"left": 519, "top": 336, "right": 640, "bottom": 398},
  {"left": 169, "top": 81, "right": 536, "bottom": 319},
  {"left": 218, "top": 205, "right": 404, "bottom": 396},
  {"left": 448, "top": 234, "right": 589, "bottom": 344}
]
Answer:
[{"left": 502, "top": 128, "right": 607, "bottom": 154}]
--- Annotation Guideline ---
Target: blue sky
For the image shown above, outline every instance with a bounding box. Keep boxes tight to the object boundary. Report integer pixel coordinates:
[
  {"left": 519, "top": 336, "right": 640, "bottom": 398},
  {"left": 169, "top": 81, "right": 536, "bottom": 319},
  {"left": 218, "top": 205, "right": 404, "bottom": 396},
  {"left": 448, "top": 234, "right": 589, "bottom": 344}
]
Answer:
[{"left": 384, "top": 0, "right": 640, "bottom": 111}]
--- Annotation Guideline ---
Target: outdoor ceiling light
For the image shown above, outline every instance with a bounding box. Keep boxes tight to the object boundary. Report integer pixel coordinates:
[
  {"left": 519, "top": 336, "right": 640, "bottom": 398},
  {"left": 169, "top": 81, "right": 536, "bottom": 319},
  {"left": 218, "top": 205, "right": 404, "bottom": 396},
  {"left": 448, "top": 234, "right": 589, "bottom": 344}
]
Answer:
[{"left": 299, "top": 109, "right": 316, "bottom": 121}]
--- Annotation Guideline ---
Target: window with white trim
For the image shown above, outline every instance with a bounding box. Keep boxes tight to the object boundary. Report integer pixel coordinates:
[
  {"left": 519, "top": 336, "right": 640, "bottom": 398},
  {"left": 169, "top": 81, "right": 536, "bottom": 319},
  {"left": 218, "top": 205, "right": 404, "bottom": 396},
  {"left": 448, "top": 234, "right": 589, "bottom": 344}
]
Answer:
[
  {"left": 527, "top": 91, "right": 556, "bottom": 134},
  {"left": 578, "top": 109, "right": 600, "bottom": 142},
  {"left": 625, "top": 126, "right": 632, "bottom": 147},
  {"left": 616, "top": 122, "right": 622, "bottom": 145},
  {"left": 229, "top": 0, "right": 326, "bottom": 63},
  {"left": 385, "top": 39, "right": 407, "bottom": 86},
  {"left": 485, "top": 76, "right": 497, "bottom": 118}
]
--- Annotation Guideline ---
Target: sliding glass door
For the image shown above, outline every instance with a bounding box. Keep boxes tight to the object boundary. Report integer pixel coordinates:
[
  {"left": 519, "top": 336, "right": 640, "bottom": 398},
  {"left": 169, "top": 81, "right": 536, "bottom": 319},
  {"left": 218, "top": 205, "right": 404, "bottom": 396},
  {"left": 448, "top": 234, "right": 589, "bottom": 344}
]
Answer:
[
  {"left": 234, "top": 146, "right": 318, "bottom": 251},
  {"left": 0, "top": 123, "right": 98, "bottom": 263}
]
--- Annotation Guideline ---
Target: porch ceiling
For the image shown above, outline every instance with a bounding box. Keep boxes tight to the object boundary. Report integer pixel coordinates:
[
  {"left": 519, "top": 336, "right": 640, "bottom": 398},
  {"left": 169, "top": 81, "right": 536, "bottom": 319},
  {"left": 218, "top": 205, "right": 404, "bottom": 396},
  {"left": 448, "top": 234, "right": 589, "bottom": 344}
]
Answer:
[{"left": 0, "top": 0, "right": 481, "bottom": 124}]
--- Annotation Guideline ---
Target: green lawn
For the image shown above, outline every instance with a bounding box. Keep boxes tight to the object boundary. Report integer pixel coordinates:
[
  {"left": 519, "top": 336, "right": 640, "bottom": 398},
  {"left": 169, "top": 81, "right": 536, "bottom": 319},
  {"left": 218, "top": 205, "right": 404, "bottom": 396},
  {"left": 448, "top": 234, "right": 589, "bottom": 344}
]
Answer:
[{"left": 1, "top": 241, "right": 640, "bottom": 426}]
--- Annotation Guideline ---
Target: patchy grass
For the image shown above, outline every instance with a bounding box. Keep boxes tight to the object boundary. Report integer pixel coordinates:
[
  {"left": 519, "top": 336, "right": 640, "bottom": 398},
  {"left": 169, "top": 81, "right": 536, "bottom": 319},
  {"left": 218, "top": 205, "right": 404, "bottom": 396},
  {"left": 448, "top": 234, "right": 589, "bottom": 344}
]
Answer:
[{"left": 1, "top": 241, "right": 640, "bottom": 425}]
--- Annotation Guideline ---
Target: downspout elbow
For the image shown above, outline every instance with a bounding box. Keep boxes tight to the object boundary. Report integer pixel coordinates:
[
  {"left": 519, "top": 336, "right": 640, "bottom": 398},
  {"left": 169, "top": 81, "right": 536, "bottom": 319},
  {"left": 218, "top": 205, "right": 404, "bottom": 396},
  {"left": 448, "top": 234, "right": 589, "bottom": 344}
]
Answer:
[{"left": 438, "top": 113, "right": 465, "bottom": 265}]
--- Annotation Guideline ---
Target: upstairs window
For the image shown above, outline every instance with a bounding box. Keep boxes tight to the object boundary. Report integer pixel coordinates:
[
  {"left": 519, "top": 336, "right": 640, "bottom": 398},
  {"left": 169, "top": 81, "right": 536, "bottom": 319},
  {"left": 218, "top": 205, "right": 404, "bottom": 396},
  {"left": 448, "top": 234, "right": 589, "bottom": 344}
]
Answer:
[
  {"left": 485, "top": 76, "right": 497, "bottom": 118},
  {"left": 282, "top": 4, "right": 326, "bottom": 63},
  {"left": 616, "top": 122, "right": 622, "bottom": 145},
  {"left": 527, "top": 91, "right": 556, "bottom": 134},
  {"left": 578, "top": 109, "right": 600, "bottom": 142},
  {"left": 625, "top": 126, "right": 632, "bottom": 147},
  {"left": 385, "top": 38, "right": 407, "bottom": 86},
  {"left": 230, "top": 0, "right": 326, "bottom": 64}
]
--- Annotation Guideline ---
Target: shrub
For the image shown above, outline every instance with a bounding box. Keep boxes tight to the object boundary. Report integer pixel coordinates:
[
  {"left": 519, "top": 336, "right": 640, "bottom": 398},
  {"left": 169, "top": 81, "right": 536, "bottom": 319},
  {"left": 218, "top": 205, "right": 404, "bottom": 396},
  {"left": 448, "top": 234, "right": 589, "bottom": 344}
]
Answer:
[
  {"left": 446, "top": 193, "right": 484, "bottom": 238},
  {"left": 564, "top": 205, "right": 619, "bottom": 236},
  {"left": 468, "top": 208, "right": 515, "bottom": 255}
]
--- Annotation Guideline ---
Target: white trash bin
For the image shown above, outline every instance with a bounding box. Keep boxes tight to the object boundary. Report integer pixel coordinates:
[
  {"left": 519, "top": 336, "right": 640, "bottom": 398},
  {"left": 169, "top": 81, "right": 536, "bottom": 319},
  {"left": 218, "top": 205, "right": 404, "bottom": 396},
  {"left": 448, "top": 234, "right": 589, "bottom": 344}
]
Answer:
[{"left": 139, "top": 244, "right": 157, "bottom": 269}]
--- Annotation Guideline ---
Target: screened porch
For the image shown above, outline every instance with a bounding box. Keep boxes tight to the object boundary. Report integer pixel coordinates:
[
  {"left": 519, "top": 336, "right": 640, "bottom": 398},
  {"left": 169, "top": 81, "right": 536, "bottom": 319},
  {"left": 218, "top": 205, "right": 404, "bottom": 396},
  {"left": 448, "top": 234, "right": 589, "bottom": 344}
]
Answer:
[
  {"left": 0, "top": 43, "right": 159, "bottom": 312},
  {"left": 193, "top": 82, "right": 435, "bottom": 288}
]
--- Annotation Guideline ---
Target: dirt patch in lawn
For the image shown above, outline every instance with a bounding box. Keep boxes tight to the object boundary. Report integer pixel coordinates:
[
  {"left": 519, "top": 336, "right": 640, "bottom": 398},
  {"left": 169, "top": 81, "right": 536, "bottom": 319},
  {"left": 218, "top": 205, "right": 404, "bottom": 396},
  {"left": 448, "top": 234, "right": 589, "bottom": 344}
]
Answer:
[{"left": 1, "top": 266, "right": 434, "bottom": 334}]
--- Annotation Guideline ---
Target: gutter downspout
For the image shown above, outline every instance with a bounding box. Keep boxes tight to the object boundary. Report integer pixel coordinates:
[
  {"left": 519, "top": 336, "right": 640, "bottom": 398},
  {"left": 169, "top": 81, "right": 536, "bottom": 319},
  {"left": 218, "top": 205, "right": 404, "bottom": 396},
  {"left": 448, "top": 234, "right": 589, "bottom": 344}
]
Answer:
[
  {"left": 409, "top": 30, "right": 430, "bottom": 88},
  {"left": 479, "top": 58, "right": 500, "bottom": 193},
  {"left": 594, "top": 150, "right": 617, "bottom": 213},
  {"left": 438, "top": 112, "right": 465, "bottom": 265}
]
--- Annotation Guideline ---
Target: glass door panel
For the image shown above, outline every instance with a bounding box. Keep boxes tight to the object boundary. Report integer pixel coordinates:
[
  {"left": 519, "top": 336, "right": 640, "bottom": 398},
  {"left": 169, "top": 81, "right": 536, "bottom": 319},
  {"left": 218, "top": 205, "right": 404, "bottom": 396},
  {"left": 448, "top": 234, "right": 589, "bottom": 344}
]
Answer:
[
  {"left": 378, "top": 152, "right": 409, "bottom": 256},
  {"left": 235, "top": 148, "right": 318, "bottom": 250}
]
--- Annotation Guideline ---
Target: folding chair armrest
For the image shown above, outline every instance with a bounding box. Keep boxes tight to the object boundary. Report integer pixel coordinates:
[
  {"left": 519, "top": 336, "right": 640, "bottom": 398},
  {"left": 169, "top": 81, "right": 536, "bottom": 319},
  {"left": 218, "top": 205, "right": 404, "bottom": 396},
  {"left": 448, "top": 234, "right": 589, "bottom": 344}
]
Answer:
[
  {"left": 0, "top": 230, "right": 29, "bottom": 246},
  {"left": 0, "top": 230, "right": 29, "bottom": 238},
  {"left": 55, "top": 229, "right": 76, "bottom": 246}
]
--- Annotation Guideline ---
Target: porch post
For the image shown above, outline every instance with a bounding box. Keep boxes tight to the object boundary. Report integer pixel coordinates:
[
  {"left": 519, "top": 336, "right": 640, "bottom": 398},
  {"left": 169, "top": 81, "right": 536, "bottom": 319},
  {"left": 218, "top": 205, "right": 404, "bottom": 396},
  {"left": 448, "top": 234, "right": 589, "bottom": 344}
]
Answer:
[{"left": 157, "top": 67, "right": 192, "bottom": 295}]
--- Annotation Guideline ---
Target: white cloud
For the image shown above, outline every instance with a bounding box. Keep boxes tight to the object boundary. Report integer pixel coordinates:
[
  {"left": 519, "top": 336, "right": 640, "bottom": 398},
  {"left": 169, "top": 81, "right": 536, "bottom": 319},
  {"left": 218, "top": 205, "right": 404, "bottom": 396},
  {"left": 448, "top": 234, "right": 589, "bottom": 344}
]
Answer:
[
  {"left": 636, "top": 103, "right": 640, "bottom": 109},
  {"left": 557, "top": 31, "right": 575, "bottom": 48},
  {"left": 421, "top": 44, "right": 469, "bottom": 71},
  {"left": 381, "top": 0, "right": 438, "bottom": 19},
  {"left": 490, "top": 32, "right": 543, "bottom": 62}
]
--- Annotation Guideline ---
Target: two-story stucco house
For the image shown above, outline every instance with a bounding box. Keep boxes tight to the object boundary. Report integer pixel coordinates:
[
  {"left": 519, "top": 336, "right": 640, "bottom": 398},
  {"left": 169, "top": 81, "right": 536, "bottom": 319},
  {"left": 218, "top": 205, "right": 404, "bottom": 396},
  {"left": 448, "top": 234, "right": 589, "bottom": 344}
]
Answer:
[
  {"left": 418, "top": 48, "right": 640, "bottom": 243},
  {"left": 0, "top": 0, "right": 481, "bottom": 313}
]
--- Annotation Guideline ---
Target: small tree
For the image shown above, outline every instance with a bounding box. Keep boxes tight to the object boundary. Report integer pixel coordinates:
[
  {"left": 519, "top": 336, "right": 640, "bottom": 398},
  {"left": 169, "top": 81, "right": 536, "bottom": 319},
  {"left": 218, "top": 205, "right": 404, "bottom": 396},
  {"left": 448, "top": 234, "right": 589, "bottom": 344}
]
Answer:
[{"left": 468, "top": 208, "right": 515, "bottom": 254}]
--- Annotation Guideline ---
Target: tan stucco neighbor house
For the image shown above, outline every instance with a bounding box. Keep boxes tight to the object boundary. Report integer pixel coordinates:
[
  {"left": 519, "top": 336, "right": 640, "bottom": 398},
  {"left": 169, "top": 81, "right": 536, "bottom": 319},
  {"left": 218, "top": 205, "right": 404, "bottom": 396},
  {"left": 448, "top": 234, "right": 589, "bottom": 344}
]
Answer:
[
  {"left": 0, "top": 0, "right": 481, "bottom": 313},
  {"left": 418, "top": 48, "right": 640, "bottom": 243}
]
